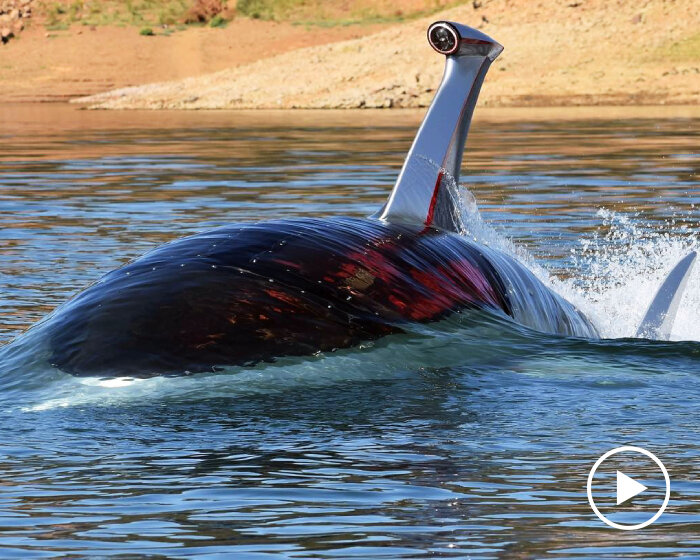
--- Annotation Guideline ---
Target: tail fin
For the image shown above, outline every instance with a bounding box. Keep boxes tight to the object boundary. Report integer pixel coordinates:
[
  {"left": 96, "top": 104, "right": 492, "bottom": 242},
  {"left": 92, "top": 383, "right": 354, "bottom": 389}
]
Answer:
[{"left": 635, "top": 251, "right": 697, "bottom": 340}]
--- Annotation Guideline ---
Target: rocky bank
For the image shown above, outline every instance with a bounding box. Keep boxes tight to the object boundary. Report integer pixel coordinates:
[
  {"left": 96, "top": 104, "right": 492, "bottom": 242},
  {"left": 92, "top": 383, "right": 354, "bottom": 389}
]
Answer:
[
  {"left": 74, "top": 0, "right": 700, "bottom": 110},
  {"left": 0, "top": 0, "right": 32, "bottom": 43}
]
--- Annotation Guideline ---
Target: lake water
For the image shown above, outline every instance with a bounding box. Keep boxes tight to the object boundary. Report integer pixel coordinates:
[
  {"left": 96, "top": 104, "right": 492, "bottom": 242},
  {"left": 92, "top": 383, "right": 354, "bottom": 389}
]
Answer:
[{"left": 0, "top": 104, "right": 698, "bottom": 558}]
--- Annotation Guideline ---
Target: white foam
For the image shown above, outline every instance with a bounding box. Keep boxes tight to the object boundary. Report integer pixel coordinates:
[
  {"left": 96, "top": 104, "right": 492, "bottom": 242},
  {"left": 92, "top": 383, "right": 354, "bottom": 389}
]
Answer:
[
  {"left": 557, "top": 209, "right": 699, "bottom": 341},
  {"left": 447, "top": 175, "right": 698, "bottom": 341}
]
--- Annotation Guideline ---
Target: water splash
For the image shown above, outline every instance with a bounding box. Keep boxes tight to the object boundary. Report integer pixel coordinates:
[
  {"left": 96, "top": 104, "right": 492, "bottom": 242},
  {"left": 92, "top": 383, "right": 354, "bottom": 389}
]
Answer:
[
  {"left": 561, "top": 209, "right": 699, "bottom": 341},
  {"left": 445, "top": 173, "right": 540, "bottom": 269},
  {"left": 446, "top": 173, "right": 699, "bottom": 342}
]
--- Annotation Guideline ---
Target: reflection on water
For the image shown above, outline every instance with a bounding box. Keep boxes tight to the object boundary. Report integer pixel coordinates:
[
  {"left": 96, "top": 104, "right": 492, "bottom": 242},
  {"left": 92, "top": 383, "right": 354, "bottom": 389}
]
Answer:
[{"left": 0, "top": 104, "right": 698, "bottom": 558}]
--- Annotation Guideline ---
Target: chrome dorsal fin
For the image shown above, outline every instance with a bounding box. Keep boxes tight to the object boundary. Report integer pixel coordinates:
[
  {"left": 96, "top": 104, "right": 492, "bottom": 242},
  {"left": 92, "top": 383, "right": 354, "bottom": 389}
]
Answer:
[
  {"left": 636, "top": 251, "right": 697, "bottom": 340},
  {"left": 376, "top": 21, "right": 503, "bottom": 232}
]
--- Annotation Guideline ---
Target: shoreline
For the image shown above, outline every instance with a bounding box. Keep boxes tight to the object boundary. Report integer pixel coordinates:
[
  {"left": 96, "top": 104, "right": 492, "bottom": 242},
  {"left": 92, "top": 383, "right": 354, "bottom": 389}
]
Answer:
[
  {"left": 71, "top": 1, "right": 700, "bottom": 111},
  {"left": 3, "top": 103, "right": 699, "bottom": 138},
  {"left": 2, "top": 0, "right": 699, "bottom": 110}
]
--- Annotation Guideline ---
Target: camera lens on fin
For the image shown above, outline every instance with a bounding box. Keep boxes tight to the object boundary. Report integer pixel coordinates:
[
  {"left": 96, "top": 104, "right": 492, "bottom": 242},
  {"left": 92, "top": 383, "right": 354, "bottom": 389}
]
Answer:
[{"left": 428, "top": 23, "right": 459, "bottom": 55}]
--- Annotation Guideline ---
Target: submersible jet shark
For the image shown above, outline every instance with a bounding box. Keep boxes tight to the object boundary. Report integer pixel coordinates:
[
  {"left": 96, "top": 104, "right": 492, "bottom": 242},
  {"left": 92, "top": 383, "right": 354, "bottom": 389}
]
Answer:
[{"left": 22, "top": 22, "right": 697, "bottom": 376}]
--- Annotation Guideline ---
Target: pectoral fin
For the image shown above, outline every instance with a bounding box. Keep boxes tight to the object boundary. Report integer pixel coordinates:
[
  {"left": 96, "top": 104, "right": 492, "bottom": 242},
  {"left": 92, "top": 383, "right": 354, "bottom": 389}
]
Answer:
[{"left": 635, "top": 251, "right": 697, "bottom": 340}]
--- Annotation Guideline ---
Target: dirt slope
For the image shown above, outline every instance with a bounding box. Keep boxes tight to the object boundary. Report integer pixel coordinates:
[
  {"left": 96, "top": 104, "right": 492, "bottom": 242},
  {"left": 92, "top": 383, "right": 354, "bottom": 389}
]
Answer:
[
  {"left": 0, "top": 16, "right": 387, "bottom": 102},
  {"left": 2, "top": 0, "right": 698, "bottom": 108},
  {"left": 74, "top": 0, "right": 700, "bottom": 109}
]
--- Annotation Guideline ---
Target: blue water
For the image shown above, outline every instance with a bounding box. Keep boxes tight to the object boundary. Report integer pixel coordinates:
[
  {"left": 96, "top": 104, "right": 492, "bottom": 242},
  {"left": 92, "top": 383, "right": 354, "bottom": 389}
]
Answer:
[{"left": 0, "top": 104, "right": 698, "bottom": 558}]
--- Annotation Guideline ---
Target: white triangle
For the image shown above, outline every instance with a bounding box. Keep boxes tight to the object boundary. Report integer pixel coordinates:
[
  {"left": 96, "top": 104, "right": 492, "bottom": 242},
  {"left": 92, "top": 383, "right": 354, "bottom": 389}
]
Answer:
[{"left": 617, "top": 471, "right": 648, "bottom": 505}]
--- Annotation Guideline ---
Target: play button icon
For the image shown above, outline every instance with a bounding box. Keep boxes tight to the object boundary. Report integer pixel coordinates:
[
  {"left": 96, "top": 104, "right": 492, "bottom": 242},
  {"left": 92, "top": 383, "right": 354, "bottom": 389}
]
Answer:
[
  {"left": 616, "top": 470, "right": 648, "bottom": 505},
  {"left": 587, "top": 446, "right": 670, "bottom": 530}
]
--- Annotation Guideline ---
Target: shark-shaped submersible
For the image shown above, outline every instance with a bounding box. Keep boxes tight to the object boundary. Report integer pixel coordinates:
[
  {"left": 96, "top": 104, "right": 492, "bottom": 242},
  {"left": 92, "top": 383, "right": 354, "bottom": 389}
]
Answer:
[{"left": 13, "top": 21, "right": 698, "bottom": 376}]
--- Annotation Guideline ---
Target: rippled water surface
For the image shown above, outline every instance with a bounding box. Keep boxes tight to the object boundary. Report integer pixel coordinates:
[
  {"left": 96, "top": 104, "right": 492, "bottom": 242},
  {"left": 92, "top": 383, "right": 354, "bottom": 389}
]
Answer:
[{"left": 0, "top": 104, "right": 698, "bottom": 558}]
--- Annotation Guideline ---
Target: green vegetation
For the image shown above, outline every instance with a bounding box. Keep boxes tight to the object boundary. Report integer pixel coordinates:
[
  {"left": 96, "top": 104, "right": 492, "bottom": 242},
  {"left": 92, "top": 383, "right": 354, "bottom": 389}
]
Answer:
[
  {"left": 41, "top": 0, "right": 199, "bottom": 29},
  {"left": 209, "top": 13, "right": 226, "bottom": 27},
  {"left": 139, "top": 26, "right": 155, "bottom": 35},
  {"left": 654, "top": 33, "right": 700, "bottom": 62},
  {"left": 40, "top": 0, "right": 461, "bottom": 31},
  {"left": 235, "top": 0, "right": 462, "bottom": 26},
  {"left": 235, "top": 0, "right": 277, "bottom": 20}
]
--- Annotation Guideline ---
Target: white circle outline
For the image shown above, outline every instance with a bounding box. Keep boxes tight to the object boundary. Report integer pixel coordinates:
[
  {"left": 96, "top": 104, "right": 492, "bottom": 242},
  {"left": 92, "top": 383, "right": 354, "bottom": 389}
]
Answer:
[{"left": 586, "top": 445, "right": 670, "bottom": 531}]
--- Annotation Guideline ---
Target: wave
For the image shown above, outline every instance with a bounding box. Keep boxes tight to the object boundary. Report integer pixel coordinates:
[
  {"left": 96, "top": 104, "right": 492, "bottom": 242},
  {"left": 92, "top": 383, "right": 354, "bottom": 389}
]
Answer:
[
  {"left": 1, "top": 169, "right": 697, "bottom": 409},
  {"left": 3, "top": 303, "right": 698, "bottom": 413}
]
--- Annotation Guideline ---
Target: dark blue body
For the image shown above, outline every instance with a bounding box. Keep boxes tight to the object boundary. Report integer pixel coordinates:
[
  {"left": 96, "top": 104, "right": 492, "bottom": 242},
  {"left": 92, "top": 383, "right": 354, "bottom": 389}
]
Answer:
[{"left": 47, "top": 217, "right": 518, "bottom": 376}]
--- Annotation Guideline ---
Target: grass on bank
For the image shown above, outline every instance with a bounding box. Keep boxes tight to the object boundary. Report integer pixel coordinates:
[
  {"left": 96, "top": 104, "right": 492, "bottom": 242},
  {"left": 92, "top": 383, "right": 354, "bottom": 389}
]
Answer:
[
  {"left": 40, "top": 0, "right": 224, "bottom": 30},
  {"left": 654, "top": 32, "right": 700, "bottom": 62},
  {"left": 40, "top": 0, "right": 464, "bottom": 32},
  {"left": 236, "top": 0, "right": 464, "bottom": 26}
]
